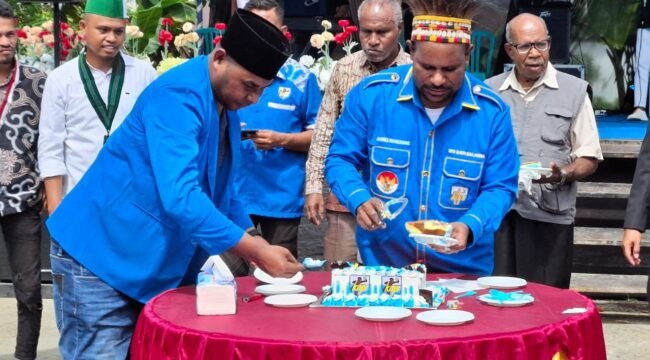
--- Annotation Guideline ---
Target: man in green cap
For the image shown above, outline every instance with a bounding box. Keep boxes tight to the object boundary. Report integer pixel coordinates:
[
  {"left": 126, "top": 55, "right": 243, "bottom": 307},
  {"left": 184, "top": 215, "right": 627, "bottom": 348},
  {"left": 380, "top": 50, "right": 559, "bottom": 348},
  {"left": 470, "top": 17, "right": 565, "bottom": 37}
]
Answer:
[
  {"left": 39, "top": 0, "right": 156, "bottom": 215},
  {"left": 44, "top": 7, "right": 302, "bottom": 359}
]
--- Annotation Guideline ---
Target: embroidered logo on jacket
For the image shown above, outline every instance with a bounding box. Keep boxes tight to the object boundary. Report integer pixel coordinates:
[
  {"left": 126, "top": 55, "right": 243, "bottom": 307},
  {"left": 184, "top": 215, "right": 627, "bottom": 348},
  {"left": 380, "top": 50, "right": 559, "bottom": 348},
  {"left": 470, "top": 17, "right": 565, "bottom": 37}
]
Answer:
[
  {"left": 451, "top": 186, "right": 468, "bottom": 205},
  {"left": 376, "top": 171, "right": 399, "bottom": 194},
  {"left": 278, "top": 87, "right": 291, "bottom": 99}
]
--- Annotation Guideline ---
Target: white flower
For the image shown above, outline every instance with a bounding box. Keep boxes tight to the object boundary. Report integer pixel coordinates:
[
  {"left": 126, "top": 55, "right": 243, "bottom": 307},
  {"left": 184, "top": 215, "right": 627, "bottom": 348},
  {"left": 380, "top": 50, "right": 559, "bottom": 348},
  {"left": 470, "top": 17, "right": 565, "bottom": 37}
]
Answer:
[
  {"left": 174, "top": 34, "right": 186, "bottom": 47},
  {"left": 310, "top": 34, "right": 324, "bottom": 49},
  {"left": 187, "top": 32, "right": 200, "bottom": 43},
  {"left": 64, "top": 27, "right": 75, "bottom": 37},
  {"left": 41, "top": 34, "right": 54, "bottom": 45},
  {"left": 321, "top": 20, "right": 332, "bottom": 30},
  {"left": 136, "top": 31, "right": 144, "bottom": 38},
  {"left": 28, "top": 26, "right": 43, "bottom": 35},
  {"left": 41, "top": 21, "right": 53, "bottom": 32},
  {"left": 126, "top": 25, "right": 140, "bottom": 37},
  {"left": 182, "top": 22, "right": 194, "bottom": 33},
  {"left": 299, "top": 55, "right": 315, "bottom": 67},
  {"left": 318, "top": 69, "right": 332, "bottom": 87},
  {"left": 321, "top": 31, "right": 334, "bottom": 42}
]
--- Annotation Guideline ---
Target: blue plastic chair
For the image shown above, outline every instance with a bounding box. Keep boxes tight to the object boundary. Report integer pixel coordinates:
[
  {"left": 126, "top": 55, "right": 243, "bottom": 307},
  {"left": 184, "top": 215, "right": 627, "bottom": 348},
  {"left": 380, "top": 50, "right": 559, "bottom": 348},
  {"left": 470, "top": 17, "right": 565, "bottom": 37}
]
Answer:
[
  {"left": 470, "top": 30, "right": 497, "bottom": 81},
  {"left": 196, "top": 28, "right": 219, "bottom": 55}
]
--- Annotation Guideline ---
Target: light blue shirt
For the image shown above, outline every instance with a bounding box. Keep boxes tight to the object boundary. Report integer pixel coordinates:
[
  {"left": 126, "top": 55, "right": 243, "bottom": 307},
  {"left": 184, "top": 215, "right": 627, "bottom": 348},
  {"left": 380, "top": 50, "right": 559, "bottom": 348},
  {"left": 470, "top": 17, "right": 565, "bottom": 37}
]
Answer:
[
  {"left": 326, "top": 65, "right": 519, "bottom": 275},
  {"left": 231, "top": 59, "right": 321, "bottom": 218}
]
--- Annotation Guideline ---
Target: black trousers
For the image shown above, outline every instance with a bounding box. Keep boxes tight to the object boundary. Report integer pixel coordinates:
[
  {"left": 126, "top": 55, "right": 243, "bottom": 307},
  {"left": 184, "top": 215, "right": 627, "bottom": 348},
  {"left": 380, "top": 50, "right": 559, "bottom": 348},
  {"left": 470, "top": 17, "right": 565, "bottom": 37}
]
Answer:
[
  {"left": 222, "top": 216, "right": 301, "bottom": 277},
  {"left": 0, "top": 208, "right": 43, "bottom": 360},
  {"left": 493, "top": 211, "right": 574, "bottom": 289}
]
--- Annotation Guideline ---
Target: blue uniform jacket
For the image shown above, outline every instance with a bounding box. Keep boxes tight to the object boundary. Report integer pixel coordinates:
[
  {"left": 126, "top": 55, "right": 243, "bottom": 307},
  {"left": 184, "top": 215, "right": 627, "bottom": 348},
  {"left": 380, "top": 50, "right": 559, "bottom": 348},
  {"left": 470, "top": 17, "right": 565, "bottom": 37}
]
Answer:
[
  {"left": 325, "top": 65, "right": 519, "bottom": 275},
  {"left": 46, "top": 56, "right": 252, "bottom": 302},
  {"left": 231, "top": 59, "right": 321, "bottom": 218}
]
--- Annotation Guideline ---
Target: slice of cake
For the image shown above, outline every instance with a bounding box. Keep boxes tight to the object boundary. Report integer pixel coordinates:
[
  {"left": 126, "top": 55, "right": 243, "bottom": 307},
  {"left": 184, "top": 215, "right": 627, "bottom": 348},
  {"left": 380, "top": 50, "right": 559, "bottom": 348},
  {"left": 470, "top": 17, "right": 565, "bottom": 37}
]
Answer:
[{"left": 405, "top": 220, "right": 451, "bottom": 236}]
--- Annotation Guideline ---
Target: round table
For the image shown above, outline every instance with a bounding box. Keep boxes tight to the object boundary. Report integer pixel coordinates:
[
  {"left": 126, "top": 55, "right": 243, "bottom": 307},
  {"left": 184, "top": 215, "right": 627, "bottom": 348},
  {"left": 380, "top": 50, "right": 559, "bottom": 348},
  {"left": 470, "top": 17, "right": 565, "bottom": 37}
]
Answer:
[{"left": 131, "top": 272, "right": 606, "bottom": 359}]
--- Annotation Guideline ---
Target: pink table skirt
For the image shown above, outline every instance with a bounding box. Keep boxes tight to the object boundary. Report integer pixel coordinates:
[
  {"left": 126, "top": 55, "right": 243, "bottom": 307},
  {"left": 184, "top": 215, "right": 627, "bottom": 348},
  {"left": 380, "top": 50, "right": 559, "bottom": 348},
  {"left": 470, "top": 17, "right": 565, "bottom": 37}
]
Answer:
[{"left": 131, "top": 272, "right": 606, "bottom": 360}]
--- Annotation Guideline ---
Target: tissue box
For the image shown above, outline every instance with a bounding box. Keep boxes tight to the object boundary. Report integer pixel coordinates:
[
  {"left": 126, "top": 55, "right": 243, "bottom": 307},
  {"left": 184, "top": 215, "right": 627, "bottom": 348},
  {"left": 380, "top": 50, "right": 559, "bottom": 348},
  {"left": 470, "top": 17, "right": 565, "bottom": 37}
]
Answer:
[{"left": 196, "top": 255, "right": 237, "bottom": 315}]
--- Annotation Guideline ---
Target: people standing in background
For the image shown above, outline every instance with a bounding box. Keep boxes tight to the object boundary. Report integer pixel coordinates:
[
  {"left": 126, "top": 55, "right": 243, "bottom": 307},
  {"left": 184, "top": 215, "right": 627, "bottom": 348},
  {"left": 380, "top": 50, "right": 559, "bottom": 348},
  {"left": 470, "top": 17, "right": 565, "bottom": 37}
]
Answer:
[
  {"left": 487, "top": 13, "right": 602, "bottom": 288},
  {"left": 38, "top": 0, "right": 156, "bottom": 215},
  {"left": 224, "top": 0, "right": 321, "bottom": 275},
  {"left": 304, "top": 0, "right": 410, "bottom": 265},
  {"left": 628, "top": 0, "right": 650, "bottom": 121},
  {"left": 0, "top": 2, "right": 48, "bottom": 359}
]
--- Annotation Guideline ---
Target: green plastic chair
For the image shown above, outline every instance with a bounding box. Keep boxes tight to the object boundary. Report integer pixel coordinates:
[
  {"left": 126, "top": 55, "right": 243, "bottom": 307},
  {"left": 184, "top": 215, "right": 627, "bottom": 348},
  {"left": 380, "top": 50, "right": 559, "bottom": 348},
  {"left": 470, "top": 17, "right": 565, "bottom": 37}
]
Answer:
[
  {"left": 470, "top": 30, "right": 496, "bottom": 81},
  {"left": 196, "top": 28, "right": 219, "bottom": 55}
]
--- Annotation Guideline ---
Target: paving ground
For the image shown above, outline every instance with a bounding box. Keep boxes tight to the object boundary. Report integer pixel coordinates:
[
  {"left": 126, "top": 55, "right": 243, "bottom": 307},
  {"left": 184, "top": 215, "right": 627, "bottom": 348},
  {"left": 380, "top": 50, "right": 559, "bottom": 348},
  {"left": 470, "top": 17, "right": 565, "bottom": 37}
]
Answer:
[{"left": 0, "top": 221, "right": 648, "bottom": 359}]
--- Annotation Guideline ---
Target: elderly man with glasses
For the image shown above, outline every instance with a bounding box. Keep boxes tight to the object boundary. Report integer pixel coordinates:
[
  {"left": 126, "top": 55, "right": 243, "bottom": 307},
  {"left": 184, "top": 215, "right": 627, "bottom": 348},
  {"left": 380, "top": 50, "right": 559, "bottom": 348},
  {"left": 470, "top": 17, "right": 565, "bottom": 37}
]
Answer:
[{"left": 485, "top": 13, "right": 603, "bottom": 288}]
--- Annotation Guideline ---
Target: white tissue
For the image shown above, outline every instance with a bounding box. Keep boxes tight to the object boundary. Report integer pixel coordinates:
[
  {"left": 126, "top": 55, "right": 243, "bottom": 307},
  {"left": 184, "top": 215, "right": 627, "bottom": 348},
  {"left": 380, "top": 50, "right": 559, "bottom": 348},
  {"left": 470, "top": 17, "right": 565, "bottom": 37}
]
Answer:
[
  {"left": 518, "top": 169, "right": 542, "bottom": 196},
  {"left": 196, "top": 255, "right": 237, "bottom": 315}
]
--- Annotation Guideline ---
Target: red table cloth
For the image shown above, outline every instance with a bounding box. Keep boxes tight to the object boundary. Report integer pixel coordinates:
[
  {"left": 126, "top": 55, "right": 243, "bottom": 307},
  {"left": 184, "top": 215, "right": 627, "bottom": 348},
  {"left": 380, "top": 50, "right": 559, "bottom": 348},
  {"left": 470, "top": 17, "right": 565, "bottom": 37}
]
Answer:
[{"left": 131, "top": 272, "right": 606, "bottom": 360}]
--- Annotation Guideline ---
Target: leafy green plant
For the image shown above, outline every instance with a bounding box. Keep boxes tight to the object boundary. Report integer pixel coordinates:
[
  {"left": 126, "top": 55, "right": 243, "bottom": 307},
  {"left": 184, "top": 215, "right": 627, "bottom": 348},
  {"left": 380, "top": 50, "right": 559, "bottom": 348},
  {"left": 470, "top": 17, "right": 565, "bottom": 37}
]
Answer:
[
  {"left": 131, "top": 0, "right": 196, "bottom": 56},
  {"left": 571, "top": 0, "right": 640, "bottom": 110}
]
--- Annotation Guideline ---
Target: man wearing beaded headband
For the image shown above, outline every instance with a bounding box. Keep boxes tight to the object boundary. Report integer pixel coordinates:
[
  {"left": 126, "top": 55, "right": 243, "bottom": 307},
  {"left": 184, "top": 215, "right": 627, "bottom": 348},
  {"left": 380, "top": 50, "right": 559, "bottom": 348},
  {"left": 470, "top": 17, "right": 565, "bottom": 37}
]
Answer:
[
  {"left": 486, "top": 13, "right": 602, "bottom": 288},
  {"left": 325, "top": 0, "right": 519, "bottom": 275}
]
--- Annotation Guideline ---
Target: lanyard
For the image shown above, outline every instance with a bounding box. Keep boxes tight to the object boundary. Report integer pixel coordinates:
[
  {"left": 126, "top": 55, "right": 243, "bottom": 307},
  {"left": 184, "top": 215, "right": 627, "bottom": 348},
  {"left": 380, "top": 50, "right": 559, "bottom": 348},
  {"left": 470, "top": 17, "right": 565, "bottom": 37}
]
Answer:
[
  {"left": 0, "top": 62, "right": 17, "bottom": 127},
  {"left": 78, "top": 51, "right": 125, "bottom": 144}
]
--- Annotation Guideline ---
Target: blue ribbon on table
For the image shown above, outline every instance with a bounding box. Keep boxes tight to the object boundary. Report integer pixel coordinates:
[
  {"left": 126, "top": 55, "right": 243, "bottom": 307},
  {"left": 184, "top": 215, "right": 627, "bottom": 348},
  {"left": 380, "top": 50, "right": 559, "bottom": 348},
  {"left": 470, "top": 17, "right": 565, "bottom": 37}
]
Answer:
[{"left": 485, "top": 289, "right": 533, "bottom": 304}]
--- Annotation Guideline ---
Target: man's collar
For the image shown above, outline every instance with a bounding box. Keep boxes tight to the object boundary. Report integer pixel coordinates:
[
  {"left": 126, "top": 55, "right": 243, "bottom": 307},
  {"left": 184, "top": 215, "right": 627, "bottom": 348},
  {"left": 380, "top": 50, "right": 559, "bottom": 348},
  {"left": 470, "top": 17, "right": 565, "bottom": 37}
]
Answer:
[
  {"left": 500, "top": 62, "right": 558, "bottom": 93},
  {"left": 397, "top": 68, "right": 479, "bottom": 117},
  {"left": 362, "top": 45, "right": 407, "bottom": 71}
]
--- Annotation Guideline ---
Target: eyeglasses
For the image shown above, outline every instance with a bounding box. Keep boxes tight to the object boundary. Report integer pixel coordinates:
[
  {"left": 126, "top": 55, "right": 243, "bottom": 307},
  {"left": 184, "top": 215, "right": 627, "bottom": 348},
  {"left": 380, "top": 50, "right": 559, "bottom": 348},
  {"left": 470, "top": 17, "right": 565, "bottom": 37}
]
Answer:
[{"left": 509, "top": 39, "right": 551, "bottom": 54}]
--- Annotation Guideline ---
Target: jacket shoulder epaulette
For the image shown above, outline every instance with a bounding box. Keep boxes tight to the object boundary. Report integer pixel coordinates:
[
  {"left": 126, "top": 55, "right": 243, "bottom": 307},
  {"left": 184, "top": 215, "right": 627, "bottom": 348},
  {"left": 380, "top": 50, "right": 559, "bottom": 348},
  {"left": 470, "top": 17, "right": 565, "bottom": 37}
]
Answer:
[
  {"left": 471, "top": 84, "right": 506, "bottom": 112},
  {"left": 362, "top": 72, "right": 401, "bottom": 89}
]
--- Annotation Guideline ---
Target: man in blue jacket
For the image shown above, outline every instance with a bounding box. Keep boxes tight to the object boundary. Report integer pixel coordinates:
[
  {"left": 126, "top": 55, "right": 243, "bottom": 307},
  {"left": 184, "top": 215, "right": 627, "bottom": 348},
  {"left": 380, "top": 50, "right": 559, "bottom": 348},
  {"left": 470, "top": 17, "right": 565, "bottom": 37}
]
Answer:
[
  {"left": 46, "top": 8, "right": 303, "bottom": 359},
  {"left": 325, "top": 0, "right": 519, "bottom": 275}
]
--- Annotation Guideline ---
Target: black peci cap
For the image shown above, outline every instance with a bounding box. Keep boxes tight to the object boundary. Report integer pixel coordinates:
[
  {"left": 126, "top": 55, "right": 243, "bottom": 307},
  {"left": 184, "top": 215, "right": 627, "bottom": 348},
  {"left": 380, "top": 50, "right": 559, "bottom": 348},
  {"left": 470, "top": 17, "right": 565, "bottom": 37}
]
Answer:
[{"left": 221, "top": 9, "right": 290, "bottom": 80}]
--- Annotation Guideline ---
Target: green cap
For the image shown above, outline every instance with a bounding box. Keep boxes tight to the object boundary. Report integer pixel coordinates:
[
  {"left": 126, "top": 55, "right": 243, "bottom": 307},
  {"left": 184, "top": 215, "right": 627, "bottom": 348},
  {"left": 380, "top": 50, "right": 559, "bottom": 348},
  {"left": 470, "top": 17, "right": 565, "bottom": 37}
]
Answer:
[{"left": 85, "top": 0, "right": 128, "bottom": 19}]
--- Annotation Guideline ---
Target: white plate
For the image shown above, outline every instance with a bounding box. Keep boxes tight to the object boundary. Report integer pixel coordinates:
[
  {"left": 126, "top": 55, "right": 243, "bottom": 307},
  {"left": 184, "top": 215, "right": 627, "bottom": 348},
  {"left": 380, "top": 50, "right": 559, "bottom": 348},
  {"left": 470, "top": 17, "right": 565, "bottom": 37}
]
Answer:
[
  {"left": 354, "top": 306, "right": 412, "bottom": 322},
  {"left": 477, "top": 294, "right": 535, "bottom": 307},
  {"left": 416, "top": 310, "right": 475, "bottom": 326},
  {"left": 409, "top": 234, "right": 459, "bottom": 247},
  {"left": 264, "top": 294, "right": 318, "bottom": 308},
  {"left": 477, "top": 276, "right": 527, "bottom": 289},
  {"left": 255, "top": 284, "right": 306, "bottom": 296},
  {"left": 253, "top": 268, "right": 303, "bottom": 285}
]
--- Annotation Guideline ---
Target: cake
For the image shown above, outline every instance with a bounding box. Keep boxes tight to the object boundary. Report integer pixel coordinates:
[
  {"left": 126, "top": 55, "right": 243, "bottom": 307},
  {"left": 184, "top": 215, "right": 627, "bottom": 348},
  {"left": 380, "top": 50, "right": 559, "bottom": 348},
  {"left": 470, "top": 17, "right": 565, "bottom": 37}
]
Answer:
[
  {"left": 320, "top": 264, "right": 447, "bottom": 308},
  {"left": 405, "top": 220, "right": 451, "bottom": 236}
]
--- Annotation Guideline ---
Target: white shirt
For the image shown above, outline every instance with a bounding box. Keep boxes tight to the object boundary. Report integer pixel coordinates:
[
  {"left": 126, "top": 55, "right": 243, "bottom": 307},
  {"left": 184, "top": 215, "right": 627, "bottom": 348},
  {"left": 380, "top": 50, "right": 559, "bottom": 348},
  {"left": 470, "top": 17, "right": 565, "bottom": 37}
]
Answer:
[
  {"left": 499, "top": 63, "right": 603, "bottom": 161},
  {"left": 38, "top": 53, "right": 156, "bottom": 195}
]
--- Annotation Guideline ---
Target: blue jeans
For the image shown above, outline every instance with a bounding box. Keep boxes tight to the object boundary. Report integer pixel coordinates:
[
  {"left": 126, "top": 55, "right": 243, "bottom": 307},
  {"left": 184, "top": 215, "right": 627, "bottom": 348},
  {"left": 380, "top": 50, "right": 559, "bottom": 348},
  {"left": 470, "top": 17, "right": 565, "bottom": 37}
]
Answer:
[{"left": 50, "top": 241, "right": 142, "bottom": 359}]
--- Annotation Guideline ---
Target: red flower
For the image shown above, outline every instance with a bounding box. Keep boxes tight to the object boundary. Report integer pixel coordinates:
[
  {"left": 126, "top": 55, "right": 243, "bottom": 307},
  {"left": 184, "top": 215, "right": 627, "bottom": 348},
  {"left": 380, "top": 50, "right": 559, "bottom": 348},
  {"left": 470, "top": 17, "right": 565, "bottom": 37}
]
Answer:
[
  {"left": 61, "top": 48, "right": 69, "bottom": 59},
  {"left": 61, "top": 36, "right": 72, "bottom": 49},
  {"left": 60, "top": 22, "right": 69, "bottom": 30},
  {"left": 16, "top": 29, "right": 27, "bottom": 39},
  {"left": 161, "top": 18, "right": 173, "bottom": 26},
  {"left": 334, "top": 33, "right": 345, "bottom": 45},
  {"left": 345, "top": 25, "right": 358, "bottom": 33},
  {"left": 38, "top": 30, "right": 51, "bottom": 38},
  {"left": 158, "top": 30, "right": 173, "bottom": 45},
  {"left": 338, "top": 19, "right": 349, "bottom": 28},
  {"left": 213, "top": 35, "right": 223, "bottom": 45},
  {"left": 283, "top": 31, "right": 293, "bottom": 41},
  {"left": 214, "top": 23, "right": 227, "bottom": 31}
]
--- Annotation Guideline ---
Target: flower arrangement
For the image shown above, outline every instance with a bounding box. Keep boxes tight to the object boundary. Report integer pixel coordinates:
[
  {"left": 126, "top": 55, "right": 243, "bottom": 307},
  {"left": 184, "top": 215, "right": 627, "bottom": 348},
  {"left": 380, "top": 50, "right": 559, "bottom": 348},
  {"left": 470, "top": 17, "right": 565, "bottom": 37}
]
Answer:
[
  {"left": 16, "top": 20, "right": 82, "bottom": 73},
  {"left": 155, "top": 18, "right": 206, "bottom": 74},
  {"left": 299, "top": 19, "right": 358, "bottom": 90}
]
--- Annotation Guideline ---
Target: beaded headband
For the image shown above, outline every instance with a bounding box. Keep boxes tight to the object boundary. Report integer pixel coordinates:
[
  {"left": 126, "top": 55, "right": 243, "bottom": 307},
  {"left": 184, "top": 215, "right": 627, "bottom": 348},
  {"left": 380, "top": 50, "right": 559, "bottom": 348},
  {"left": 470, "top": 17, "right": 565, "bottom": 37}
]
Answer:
[{"left": 411, "top": 15, "right": 472, "bottom": 44}]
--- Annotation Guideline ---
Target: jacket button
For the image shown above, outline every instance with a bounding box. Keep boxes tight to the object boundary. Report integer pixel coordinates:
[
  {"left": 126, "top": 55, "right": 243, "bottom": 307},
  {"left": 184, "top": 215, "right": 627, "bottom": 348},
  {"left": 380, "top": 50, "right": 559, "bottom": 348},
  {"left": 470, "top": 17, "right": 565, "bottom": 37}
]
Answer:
[
  {"left": 422, "top": 171, "right": 429, "bottom": 177},
  {"left": 429, "top": 131, "right": 434, "bottom": 137},
  {"left": 420, "top": 205, "right": 427, "bottom": 212},
  {"left": 387, "top": 158, "right": 394, "bottom": 165},
  {"left": 459, "top": 170, "right": 465, "bottom": 177}
]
